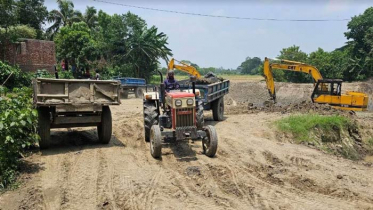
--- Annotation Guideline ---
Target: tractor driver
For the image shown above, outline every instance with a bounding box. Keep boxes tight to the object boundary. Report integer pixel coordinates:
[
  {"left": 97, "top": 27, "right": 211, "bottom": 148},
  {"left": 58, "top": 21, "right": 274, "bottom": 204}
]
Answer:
[{"left": 164, "top": 70, "right": 180, "bottom": 92}]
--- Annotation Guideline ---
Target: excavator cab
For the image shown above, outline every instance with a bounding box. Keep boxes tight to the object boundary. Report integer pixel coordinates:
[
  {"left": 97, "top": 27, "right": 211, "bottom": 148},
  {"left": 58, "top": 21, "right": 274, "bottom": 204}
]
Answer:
[{"left": 312, "top": 79, "right": 342, "bottom": 99}]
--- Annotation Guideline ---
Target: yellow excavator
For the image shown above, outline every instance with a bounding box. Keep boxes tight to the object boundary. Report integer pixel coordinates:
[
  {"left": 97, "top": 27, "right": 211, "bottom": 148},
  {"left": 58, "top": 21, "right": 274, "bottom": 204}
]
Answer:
[
  {"left": 168, "top": 58, "right": 201, "bottom": 78},
  {"left": 263, "top": 57, "right": 369, "bottom": 111}
]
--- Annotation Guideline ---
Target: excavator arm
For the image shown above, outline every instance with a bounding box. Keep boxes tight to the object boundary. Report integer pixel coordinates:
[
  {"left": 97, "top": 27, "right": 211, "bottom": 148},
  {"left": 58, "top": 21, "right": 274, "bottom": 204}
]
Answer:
[
  {"left": 168, "top": 58, "right": 201, "bottom": 78},
  {"left": 263, "top": 57, "right": 323, "bottom": 101}
]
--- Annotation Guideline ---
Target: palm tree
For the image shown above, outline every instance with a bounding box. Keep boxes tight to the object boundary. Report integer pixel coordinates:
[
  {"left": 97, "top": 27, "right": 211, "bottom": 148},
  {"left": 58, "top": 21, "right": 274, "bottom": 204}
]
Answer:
[
  {"left": 46, "top": 0, "right": 82, "bottom": 39},
  {"left": 125, "top": 26, "right": 172, "bottom": 78},
  {"left": 82, "top": 6, "right": 97, "bottom": 29}
]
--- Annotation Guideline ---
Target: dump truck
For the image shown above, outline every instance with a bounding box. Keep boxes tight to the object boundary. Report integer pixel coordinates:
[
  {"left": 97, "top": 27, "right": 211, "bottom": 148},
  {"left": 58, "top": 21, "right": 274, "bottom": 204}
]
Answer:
[
  {"left": 33, "top": 78, "right": 121, "bottom": 149},
  {"left": 114, "top": 77, "right": 147, "bottom": 99}
]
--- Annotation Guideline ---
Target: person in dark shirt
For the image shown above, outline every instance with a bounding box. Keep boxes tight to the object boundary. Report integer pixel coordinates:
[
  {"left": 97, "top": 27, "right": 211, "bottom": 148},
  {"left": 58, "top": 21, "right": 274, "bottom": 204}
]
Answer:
[{"left": 164, "top": 70, "right": 180, "bottom": 92}]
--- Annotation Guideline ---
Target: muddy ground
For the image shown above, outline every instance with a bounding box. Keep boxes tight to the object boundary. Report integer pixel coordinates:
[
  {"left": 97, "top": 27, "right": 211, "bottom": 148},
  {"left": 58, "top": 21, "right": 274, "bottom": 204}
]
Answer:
[{"left": 1, "top": 79, "right": 373, "bottom": 210}]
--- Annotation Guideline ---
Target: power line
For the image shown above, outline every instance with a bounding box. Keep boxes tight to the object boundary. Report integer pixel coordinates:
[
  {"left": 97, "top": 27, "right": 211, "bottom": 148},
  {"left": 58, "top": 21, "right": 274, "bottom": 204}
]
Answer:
[{"left": 92, "top": 0, "right": 349, "bottom": 22}]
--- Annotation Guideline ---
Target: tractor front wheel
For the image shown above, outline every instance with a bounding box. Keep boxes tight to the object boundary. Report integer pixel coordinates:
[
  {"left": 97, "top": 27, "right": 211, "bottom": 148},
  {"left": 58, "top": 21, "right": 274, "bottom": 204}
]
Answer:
[
  {"left": 202, "top": 125, "right": 218, "bottom": 157},
  {"left": 150, "top": 125, "right": 162, "bottom": 158}
]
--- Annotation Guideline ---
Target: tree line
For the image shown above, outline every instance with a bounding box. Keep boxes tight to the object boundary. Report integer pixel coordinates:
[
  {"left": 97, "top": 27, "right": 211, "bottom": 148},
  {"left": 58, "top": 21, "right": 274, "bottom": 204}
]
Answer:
[{"left": 237, "top": 7, "right": 373, "bottom": 82}]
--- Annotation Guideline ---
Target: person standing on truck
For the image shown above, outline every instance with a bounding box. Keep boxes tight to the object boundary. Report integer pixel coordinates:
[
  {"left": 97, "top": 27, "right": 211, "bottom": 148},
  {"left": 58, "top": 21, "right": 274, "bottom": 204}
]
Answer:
[{"left": 164, "top": 70, "right": 180, "bottom": 92}]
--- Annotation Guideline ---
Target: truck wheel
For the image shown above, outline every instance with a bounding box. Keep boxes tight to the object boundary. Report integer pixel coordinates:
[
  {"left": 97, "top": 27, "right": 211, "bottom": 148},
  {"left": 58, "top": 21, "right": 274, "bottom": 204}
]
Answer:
[
  {"left": 144, "top": 101, "right": 159, "bottom": 142},
  {"left": 98, "top": 106, "right": 112, "bottom": 144},
  {"left": 135, "top": 87, "right": 144, "bottom": 98},
  {"left": 202, "top": 125, "right": 218, "bottom": 157},
  {"left": 150, "top": 125, "right": 162, "bottom": 158},
  {"left": 37, "top": 107, "right": 51, "bottom": 149},
  {"left": 212, "top": 97, "right": 224, "bottom": 121},
  {"left": 196, "top": 100, "right": 204, "bottom": 129},
  {"left": 122, "top": 89, "right": 129, "bottom": 99}
]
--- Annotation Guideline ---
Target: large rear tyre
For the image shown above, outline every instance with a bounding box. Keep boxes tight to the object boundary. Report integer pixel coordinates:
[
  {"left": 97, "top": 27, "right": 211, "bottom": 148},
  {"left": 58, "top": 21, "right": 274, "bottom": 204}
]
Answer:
[
  {"left": 150, "top": 125, "right": 162, "bottom": 158},
  {"left": 212, "top": 97, "right": 224, "bottom": 121},
  {"left": 196, "top": 100, "right": 204, "bottom": 129},
  {"left": 97, "top": 106, "right": 112, "bottom": 144},
  {"left": 143, "top": 101, "right": 159, "bottom": 142},
  {"left": 202, "top": 125, "right": 218, "bottom": 157},
  {"left": 135, "top": 87, "right": 144, "bottom": 98},
  {"left": 37, "top": 107, "right": 51, "bottom": 149}
]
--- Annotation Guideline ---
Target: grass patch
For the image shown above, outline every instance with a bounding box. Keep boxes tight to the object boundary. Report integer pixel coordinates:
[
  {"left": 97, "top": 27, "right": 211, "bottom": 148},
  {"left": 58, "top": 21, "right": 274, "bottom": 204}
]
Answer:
[{"left": 275, "top": 114, "right": 351, "bottom": 143}]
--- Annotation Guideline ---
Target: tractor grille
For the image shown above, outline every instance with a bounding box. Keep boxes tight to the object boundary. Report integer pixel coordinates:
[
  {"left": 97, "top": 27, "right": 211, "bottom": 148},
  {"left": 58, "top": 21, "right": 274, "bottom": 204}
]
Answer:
[{"left": 176, "top": 108, "right": 194, "bottom": 128}]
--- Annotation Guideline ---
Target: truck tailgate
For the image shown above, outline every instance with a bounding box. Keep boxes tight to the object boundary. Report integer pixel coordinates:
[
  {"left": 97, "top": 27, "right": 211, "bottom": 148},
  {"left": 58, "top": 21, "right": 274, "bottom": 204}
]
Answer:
[{"left": 33, "top": 78, "right": 121, "bottom": 106}]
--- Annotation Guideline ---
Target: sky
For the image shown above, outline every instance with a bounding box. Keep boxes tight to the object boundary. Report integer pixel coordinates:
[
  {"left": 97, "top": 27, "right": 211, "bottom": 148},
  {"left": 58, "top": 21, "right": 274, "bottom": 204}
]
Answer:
[{"left": 43, "top": 0, "right": 372, "bottom": 69}]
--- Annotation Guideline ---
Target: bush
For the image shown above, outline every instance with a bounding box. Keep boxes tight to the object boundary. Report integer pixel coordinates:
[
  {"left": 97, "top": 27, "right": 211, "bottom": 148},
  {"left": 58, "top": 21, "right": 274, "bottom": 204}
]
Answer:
[
  {"left": 0, "top": 61, "right": 32, "bottom": 89},
  {"left": 34, "top": 69, "right": 53, "bottom": 78},
  {"left": 275, "top": 114, "right": 351, "bottom": 142},
  {"left": 0, "top": 87, "right": 38, "bottom": 189}
]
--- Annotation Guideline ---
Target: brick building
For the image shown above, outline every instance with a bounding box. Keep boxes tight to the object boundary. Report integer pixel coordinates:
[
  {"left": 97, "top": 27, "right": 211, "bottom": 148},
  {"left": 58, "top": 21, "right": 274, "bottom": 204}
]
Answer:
[{"left": 0, "top": 39, "right": 56, "bottom": 73}]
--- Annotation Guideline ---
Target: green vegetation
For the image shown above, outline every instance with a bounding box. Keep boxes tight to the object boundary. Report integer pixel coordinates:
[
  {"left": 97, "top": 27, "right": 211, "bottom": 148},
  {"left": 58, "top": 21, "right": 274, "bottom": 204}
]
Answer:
[
  {"left": 276, "top": 114, "right": 351, "bottom": 143},
  {"left": 275, "top": 114, "right": 365, "bottom": 160},
  {"left": 0, "top": 61, "right": 31, "bottom": 89},
  {"left": 0, "top": 87, "right": 38, "bottom": 189}
]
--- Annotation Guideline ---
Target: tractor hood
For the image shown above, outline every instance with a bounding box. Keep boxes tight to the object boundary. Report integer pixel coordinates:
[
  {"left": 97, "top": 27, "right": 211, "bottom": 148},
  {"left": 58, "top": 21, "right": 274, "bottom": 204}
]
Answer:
[{"left": 167, "top": 92, "right": 195, "bottom": 98}]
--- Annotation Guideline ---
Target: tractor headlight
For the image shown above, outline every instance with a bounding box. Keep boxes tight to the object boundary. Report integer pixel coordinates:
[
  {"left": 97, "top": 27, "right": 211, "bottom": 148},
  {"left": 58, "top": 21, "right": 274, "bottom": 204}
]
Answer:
[
  {"left": 187, "top": 98, "right": 194, "bottom": 105},
  {"left": 175, "top": 99, "right": 182, "bottom": 106}
]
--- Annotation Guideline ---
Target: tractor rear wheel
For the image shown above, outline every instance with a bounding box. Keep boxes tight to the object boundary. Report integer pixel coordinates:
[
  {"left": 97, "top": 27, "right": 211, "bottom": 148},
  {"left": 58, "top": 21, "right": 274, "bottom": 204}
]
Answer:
[
  {"left": 37, "top": 107, "right": 51, "bottom": 149},
  {"left": 196, "top": 100, "right": 204, "bottom": 129},
  {"left": 212, "top": 97, "right": 224, "bottom": 121},
  {"left": 150, "top": 125, "right": 162, "bottom": 158},
  {"left": 144, "top": 101, "right": 159, "bottom": 142},
  {"left": 202, "top": 125, "right": 218, "bottom": 157},
  {"left": 97, "top": 106, "right": 112, "bottom": 144}
]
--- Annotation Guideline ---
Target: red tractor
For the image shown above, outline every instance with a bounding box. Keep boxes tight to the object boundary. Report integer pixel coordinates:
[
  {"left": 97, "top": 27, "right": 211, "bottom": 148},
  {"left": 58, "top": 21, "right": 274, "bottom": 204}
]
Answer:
[{"left": 143, "top": 73, "right": 218, "bottom": 159}]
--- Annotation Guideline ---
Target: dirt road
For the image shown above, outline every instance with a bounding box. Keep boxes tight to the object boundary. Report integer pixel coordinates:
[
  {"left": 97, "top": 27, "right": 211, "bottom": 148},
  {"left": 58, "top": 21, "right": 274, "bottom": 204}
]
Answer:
[{"left": 1, "top": 81, "right": 373, "bottom": 210}]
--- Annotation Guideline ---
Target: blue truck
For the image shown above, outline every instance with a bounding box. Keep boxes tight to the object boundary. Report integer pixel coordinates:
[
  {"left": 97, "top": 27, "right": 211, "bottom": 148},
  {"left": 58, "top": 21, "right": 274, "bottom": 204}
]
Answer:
[
  {"left": 179, "top": 79, "right": 230, "bottom": 121},
  {"left": 114, "top": 77, "right": 147, "bottom": 98}
]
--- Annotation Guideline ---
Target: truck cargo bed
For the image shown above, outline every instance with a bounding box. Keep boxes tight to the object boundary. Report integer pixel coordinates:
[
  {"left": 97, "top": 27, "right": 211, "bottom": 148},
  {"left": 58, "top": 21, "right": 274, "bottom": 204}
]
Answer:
[{"left": 33, "top": 78, "right": 121, "bottom": 106}]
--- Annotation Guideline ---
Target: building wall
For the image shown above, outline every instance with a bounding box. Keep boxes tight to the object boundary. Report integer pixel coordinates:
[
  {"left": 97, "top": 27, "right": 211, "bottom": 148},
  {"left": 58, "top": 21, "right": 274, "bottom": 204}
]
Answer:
[{"left": 0, "top": 39, "right": 56, "bottom": 73}]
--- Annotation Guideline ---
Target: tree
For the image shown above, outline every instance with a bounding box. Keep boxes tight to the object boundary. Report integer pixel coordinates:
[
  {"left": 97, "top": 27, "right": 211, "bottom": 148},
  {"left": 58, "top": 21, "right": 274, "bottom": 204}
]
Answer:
[
  {"left": 124, "top": 25, "right": 172, "bottom": 79},
  {"left": 344, "top": 7, "right": 373, "bottom": 80},
  {"left": 16, "top": 0, "right": 48, "bottom": 39},
  {"left": 46, "top": 0, "right": 82, "bottom": 40},
  {"left": 238, "top": 57, "right": 262, "bottom": 75},
  {"left": 54, "top": 22, "right": 98, "bottom": 75},
  {"left": 308, "top": 48, "right": 348, "bottom": 79},
  {"left": 277, "top": 45, "right": 310, "bottom": 83},
  {"left": 82, "top": 6, "right": 97, "bottom": 29},
  {"left": 0, "top": 0, "right": 17, "bottom": 61}
]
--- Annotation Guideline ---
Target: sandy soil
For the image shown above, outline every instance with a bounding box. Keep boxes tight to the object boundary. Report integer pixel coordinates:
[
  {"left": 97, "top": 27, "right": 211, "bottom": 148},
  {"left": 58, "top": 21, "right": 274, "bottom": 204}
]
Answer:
[{"left": 1, "top": 80, "right": 373, "bottom": 210}]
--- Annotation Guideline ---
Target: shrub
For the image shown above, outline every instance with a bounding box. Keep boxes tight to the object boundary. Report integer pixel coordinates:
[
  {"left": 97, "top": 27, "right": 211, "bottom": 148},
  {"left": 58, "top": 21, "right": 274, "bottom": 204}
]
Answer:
[
  {"left": 0, "top": 61, "right": 32, "bottom": 89},
  {"left": 0, "top": 87, "right": 38, "bottom": 189},
  {"left": 34, "top": 69, "right": 53, "bottom": 78}
]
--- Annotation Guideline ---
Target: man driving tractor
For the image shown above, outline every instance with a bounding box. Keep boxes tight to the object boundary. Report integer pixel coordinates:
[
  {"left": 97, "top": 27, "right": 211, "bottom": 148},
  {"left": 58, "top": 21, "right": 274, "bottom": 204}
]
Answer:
[{"left": 164, "top": 70, "right": 180, "bottom": 92}]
